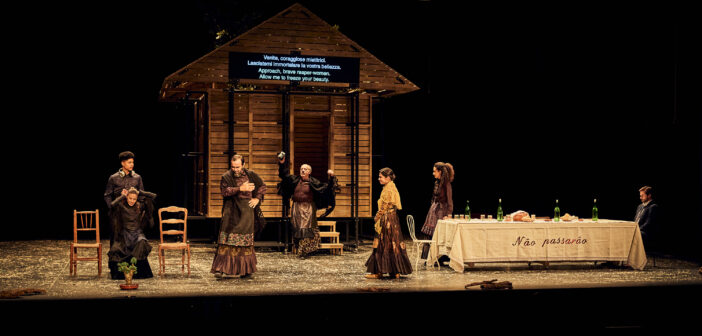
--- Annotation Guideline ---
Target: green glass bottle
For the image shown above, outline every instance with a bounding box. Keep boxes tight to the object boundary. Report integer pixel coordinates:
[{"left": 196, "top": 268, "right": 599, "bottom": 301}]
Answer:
[
  {"left": 592, "top": 198, "right": 599, "bottom": 221},
  {"left": 497, "top": 198, "right": 504, "bottom": 221},
  {"left": 554, "top": 199, "right": 561, "bottom": 222},
  {"left": 464, "top": 200, "right": 471, "bottom": 220}
]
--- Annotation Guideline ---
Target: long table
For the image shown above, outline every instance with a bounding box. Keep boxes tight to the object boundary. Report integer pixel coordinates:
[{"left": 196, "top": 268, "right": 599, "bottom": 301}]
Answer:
[{"left": 427, "top": 219, "right": 647, "bottom": 272}]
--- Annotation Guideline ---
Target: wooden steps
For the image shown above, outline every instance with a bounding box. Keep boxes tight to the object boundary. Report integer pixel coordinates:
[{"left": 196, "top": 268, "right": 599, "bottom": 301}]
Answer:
[
  {"left": 319, "top": 231, "right": 340, "bottom": 238},
  {"left": 318, "top": 221, "right": 343, "bottom": 255},
  {"left": 320, "top": 243, "right": 344, "bottom": 253}
]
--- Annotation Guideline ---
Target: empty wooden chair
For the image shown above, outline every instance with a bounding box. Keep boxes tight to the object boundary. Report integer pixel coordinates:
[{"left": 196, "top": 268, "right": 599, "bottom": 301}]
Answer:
[
  {"left": 69, "top": 210, "right": 102, "bottom": 276},
  {"left": 157, "top": 206, "right": 190, "bottom": 275},
  {"left": 318, "top": 220, "right": 343, "bottom": 255}
]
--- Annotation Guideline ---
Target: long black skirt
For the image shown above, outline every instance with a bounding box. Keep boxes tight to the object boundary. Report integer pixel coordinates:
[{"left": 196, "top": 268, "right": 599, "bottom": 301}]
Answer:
[
  {"left": 107, "top": 237, "right": 153, "bottom": 279},
  {"left": 365, "top": 212, "right": 413, "bottom": 275}
]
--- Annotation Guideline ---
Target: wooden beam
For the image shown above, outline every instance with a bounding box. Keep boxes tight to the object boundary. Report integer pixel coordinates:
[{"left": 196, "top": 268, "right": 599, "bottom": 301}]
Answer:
[{"left": 248, "top": 95, "right": 254, "bottom": 167}]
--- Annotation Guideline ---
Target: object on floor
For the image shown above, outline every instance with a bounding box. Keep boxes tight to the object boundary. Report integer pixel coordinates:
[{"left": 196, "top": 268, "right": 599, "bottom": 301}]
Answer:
[
  {"left": 465, "top": 279, "right": 513, "bottom": 290},
  {"left": 358, "top": 287, "right": 391, "bottom": 292},
  {"left": 0, "top": 288, "right": 47, "bottom": 299}
]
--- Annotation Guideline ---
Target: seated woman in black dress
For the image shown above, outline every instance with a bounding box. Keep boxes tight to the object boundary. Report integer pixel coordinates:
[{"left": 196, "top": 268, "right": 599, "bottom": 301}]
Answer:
[{"left": 107, "top": 187, "right": 156, "bottom": 279}]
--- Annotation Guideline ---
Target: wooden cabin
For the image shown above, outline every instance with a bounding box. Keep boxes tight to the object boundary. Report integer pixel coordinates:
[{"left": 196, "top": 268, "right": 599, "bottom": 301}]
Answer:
[{"left": 159, "top": 3, "right": 419, "bottom": 222}]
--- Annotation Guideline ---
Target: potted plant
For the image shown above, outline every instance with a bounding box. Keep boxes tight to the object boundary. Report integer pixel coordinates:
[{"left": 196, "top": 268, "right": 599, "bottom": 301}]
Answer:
[{"left": 117, "top": 257, "right": 139, "bottom": 290}]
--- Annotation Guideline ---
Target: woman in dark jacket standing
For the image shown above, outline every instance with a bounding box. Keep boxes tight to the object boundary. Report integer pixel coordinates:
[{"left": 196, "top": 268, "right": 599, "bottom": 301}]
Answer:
[{"left": 420, "top": 162, "right": 454, "bottom": 258}]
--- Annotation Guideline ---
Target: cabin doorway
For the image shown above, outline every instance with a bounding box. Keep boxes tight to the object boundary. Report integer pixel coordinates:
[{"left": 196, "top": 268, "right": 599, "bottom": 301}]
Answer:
[{"left": 292, "top": 113, "right": 330, "bottom": 182}]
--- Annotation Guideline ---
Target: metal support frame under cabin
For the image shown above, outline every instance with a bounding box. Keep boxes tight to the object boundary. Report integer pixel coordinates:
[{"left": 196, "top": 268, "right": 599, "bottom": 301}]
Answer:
[
  {"left": 348, "top": 92, "right": 361, "bottom": 252},
  {"left": 281, "top": 91, "right": 290, "bottom": 251},
  {"left": 180, "top": 91, "right": 209, "bottom": 217}
]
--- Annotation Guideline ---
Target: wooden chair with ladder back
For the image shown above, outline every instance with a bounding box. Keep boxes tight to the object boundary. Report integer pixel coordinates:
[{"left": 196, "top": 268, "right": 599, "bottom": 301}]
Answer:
[
  {"left": 157, "top": 206, "right": 190, "bottom": 276},
  {"left": 69, "top": 210, "right": 102, "bottom": 276}
]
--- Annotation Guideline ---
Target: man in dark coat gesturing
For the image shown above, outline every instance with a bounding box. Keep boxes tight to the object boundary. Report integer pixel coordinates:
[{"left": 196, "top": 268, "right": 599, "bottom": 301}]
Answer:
[
  {"left": 211, "top": 154, "right": 266, "bottom": 278},
  {"left": 277, "top": 152, "right": 338, "bottom": 258}
]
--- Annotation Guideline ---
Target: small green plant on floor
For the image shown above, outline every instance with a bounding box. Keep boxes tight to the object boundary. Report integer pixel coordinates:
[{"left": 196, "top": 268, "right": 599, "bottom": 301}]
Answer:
[{"left": 117, "top": 257, "right": 138, "bottom": 284}]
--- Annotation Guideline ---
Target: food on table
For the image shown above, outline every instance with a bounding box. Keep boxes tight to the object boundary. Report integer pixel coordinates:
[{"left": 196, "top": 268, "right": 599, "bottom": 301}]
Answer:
[{"left": 510, "top": 210, "right": 533, "bottom": 222}]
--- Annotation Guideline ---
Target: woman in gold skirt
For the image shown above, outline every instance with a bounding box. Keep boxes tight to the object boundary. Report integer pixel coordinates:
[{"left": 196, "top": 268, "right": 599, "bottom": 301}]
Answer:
[{"left": 365, "top": 168, "right": 413, "bottom": 279}]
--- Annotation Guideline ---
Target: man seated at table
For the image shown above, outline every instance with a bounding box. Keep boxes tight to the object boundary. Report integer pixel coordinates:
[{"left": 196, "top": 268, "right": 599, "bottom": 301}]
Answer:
[{"left": 636, "top": 185, "right": 659, "bottom": 250}]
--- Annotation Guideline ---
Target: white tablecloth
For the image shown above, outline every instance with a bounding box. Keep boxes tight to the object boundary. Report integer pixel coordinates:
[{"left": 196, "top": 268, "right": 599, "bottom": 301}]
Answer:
[{"left": 427, "top": 219, "right": 647, "bottom": 272}]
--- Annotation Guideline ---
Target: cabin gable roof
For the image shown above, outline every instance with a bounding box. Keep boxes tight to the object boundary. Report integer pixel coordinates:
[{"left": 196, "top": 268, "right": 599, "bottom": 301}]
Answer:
[{"left": 160, "top": 3, "right": 419, "bottom": 99}]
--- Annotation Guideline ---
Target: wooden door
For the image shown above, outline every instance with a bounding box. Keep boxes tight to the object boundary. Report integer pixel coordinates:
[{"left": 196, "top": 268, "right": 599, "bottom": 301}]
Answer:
[{"left": 292, "top": 113, "right": 330, "bottom": 182}]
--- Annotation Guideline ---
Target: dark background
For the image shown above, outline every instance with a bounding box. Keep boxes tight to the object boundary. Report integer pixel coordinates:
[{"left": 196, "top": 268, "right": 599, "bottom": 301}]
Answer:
[{"left": 7, "top": 1, "right": 700, "bottom": 261}]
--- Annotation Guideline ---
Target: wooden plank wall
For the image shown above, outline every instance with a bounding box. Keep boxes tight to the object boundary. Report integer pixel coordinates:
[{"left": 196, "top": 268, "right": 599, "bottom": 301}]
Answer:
[
  {"left": 208, "top": 91, "right": 284, "bottom": 218},
  {"left": 207, "top": 91, "right": 372, "bottom": 218},
  {"left": 207, "top": 89, "right": 229, "bottom": 217},
  {"left": 329, "top": 94, "right": 372, "bottom": 218}
]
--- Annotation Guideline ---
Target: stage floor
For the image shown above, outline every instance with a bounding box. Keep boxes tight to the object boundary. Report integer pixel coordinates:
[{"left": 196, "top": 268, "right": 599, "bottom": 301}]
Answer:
[
  {"left": 3, "top": 240, "right": 702, "bottom": 329},
  {"left": 1, "top": 240, "right": 700, "bottom": 300}
]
